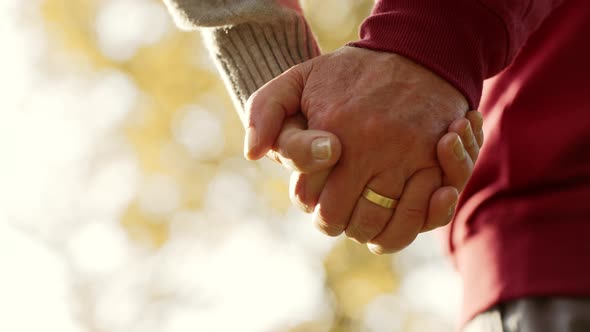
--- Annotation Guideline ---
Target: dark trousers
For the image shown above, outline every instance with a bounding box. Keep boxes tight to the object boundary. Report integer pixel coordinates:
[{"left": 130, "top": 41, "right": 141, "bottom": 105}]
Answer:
[{"left": 463, "top": 298, "right": 590, "bottom": 332}]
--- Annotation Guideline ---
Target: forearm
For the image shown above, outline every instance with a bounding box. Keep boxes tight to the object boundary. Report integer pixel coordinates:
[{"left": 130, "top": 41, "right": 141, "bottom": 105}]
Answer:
[{"left": 164, "top": 0, "right": 320, "bottom": 112}]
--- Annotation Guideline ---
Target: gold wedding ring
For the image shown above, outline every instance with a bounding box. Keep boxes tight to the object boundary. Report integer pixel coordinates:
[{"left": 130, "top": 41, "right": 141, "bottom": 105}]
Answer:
[{"left": 362, "top": 188, "right": 399, "bottom": 209}]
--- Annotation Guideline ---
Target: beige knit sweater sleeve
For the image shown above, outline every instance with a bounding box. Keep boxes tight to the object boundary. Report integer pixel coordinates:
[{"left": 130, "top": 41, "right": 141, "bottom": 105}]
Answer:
[{"left": 163, "top": 0, "right": 320, "bottom": 111}]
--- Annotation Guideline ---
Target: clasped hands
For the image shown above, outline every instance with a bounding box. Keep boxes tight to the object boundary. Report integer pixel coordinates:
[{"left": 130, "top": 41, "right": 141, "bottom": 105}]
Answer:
[{"left": 243, "top": 47, "right": 483, "bottom": 254}]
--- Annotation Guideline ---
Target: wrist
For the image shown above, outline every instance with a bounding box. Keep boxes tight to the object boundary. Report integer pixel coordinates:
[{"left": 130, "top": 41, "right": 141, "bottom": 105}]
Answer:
[
  {"left": 347, "top": 0, "right": 507, "bottom": 109},
  {"left": 391, "top": 52, "right": 469, "bottom": 117},
  {"left": 203, "top": 15, "right": 320, "bottom": 110},
  {"left": 344, "top": 47, "right": 468, "bottom": 118}
]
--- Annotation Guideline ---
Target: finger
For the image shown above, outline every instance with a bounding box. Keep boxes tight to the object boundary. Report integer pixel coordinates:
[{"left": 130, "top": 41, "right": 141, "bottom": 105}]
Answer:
[
  {"left": 419, "top": 125, "right": 477, "bottom": 232},
  {"left": 289, "top": 169, "right": 331, "bottom": 213},
  {"left": 437, "top": 133, "right": 474, "bottom": 192},
  {"left": 274, "top": 114, "right": 342, "bottom": 173},
  {"left": 448, "top": 119, "right": 479, "bottom": 162},
  {"left": 312, "top": 158, "right": 372, "bottom": 237},
  {"left": 264, "top": 115, "right": 307, "bottom": 166},
  {"left": 368, "top": 167, "right": 441, "bottom": 254},
  {"left": 466, "top": 111, "right": 484, "bottom": 147},
  {"left": 244, "top": 64, "right": 309, "bottom": 160},
  {"left": 420, "top": 186, "right": 458, "bottom": 232},
  {"left": 421, "top": 131, "right": 477, "bottom": 232},
  {"left": 345, "top": 173, "right": 402, "bottom": 244}
]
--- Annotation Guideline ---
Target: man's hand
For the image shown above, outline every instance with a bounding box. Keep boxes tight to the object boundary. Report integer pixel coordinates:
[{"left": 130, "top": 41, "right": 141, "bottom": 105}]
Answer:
[
  {"left": 245, "top": 46, "right": 470, "bottom": 253},
  {"left": 267, "top": 111, "right": 483, "bottom": 254}
]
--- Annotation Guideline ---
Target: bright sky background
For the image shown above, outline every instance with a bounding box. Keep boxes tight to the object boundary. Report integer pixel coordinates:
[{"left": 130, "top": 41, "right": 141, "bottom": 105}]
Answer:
[{"left": 0, "top": 1, "right": 461, "bottom": 331}]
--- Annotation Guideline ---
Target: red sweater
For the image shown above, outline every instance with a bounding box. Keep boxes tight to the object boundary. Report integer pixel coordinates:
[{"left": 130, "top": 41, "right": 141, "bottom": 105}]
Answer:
[{"left": 350, "top": 0, "right": 590, "bottom": 326}]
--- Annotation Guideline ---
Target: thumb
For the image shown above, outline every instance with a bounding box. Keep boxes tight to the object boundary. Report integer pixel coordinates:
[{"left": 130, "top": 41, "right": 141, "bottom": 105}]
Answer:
[
  {"left": 274, "top": 114, "right": 341, "bottom": 173},
  {"left": 244, "top": 64, "right": 308, "bottom": 160}
]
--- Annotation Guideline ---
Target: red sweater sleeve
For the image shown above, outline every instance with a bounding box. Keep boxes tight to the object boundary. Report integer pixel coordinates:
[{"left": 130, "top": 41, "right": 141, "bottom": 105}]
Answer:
[{"left": 348, "top": 0, "right": 564, "bottom": 108}]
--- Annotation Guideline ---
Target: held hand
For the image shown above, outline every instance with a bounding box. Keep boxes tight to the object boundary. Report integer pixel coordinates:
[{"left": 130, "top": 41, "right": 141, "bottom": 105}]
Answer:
[
  {"left": 273, "top": 112, "right": 484, "bottom": 254},
  {"left": 246, "top": 46, "right": 470, "bottom": 252},
  {"left": 419, "top": 111, "right": 484, "bottom": 233},
  {"left": 262, "top": 114, "right": 342, "bottom": 214},
  {"left": 265, "top": 113, "right": 341, "bottom": 174},
  {"left": 368, "top": 112, "right": 484, "bottom": 254},
  {"left": 287, "top": 112, "right": 483, "bottom": 219}
]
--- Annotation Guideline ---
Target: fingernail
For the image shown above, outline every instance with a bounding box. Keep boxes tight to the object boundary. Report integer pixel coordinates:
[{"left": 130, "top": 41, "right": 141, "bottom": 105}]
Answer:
[
  {"left": 303, "top": 205, "right": 314, "bottom": 214},
  {"left": 453, "top": 137, "right": 466, "bottom": 161},
  {"left": 463, "top": 125, "right": 474, "bottom": 147},
  {"left": 474, "top": 113, "right": 484, "bottom": 127},
  {"left": 312, "top": 137, "right": 331, "bottom": 161},
  {"left": 367, "top": 243, "right": 384, "bottom": 255},
  {"left": 244, "top": 127, "right": 258, "bottom": 158},
  {"left": 464, "top": 124, "right": 473, "bottom": 139},
  {"left": 448, "top": 201, "right": 457, "bottom": 218}
]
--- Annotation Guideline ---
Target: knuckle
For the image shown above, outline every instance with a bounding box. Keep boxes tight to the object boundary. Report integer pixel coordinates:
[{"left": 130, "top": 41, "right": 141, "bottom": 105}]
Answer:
[
  {"left": 373, "top": 234, "right": 417, "bottom": 254},
  {"left": 289, "top": 175, "right": 307, "bottom": 203},
  {"left": 289, "top": 190, "right": 313, "bottom": 213},
  {"left": 402, "top": 207, "right": 427, "bottom": 221},
  {"left": 346, "top": 216, "right": 382, "bottom": 243},
  {"left": 290, "top": 194, "right": 315, "bottom": 214},
  {"left": 370, "top": 241, "right": 398, "bottom": 254},
  {"left": 314, "top": 221, "right": 344, "bottom": 237},
  {"left": 345, "top": 227, "right": 367, "bottom": 243},
  {"left": 290, "top": 185, "right": 316, "bottom": 209},
  {"left": 367, "top": 244, "right": 385, "bottom": 255},
  {"left": 313, "top": 213, "right": 344, "bottom": 237}
]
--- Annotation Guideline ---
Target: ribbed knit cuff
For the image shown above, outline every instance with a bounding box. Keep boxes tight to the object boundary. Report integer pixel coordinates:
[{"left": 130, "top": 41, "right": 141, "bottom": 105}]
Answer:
[{"left": 202, "top": 14, "right": 320, "bottom": 111}]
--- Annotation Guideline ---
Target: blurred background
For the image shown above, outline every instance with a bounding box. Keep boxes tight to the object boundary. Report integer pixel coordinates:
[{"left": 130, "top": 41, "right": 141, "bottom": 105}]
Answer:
[{"left": 0, "top": 0, "right": 462, "bottom": 331}]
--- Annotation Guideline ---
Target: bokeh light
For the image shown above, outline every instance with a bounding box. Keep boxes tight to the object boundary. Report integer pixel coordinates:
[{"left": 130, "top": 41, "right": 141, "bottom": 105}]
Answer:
[
  {"left": 0, "top": 0, "right": 461, "bottom": 331},
  {"left": 95, "top": 0, "right": 171, "bottom": 61}
]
